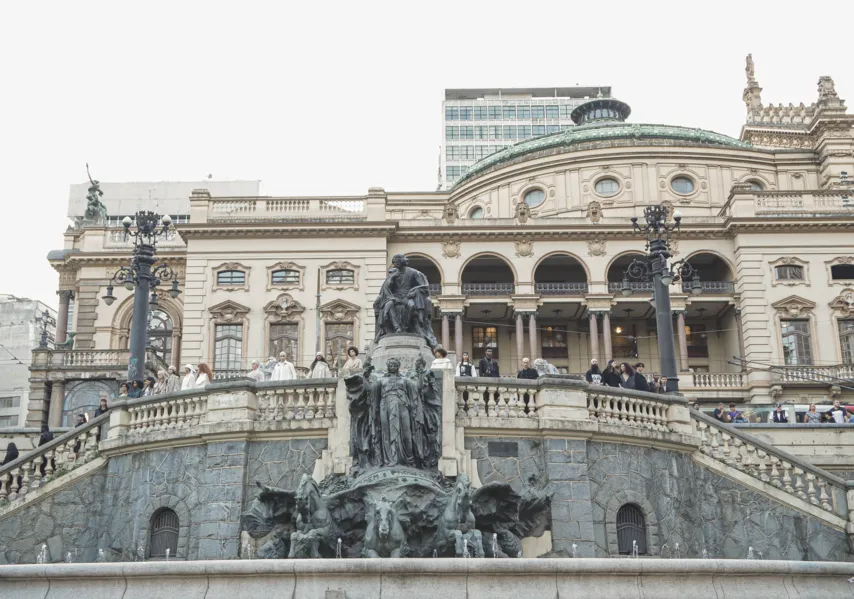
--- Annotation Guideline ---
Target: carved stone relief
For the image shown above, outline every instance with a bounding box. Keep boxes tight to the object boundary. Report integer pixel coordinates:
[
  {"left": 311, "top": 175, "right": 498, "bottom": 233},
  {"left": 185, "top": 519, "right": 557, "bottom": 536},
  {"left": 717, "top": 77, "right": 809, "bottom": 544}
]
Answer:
[
  {"left": 587, "top": 201, "right": 602, "bottom": 223},
  {"left": 442, "top": 240, "right": 461, "bottom": 259},
  {"left": 587, "top": 239, "right": 607, "bottom": 257},
  {"left": 514, "top": 239, "right": 534, "bottom": 258}
]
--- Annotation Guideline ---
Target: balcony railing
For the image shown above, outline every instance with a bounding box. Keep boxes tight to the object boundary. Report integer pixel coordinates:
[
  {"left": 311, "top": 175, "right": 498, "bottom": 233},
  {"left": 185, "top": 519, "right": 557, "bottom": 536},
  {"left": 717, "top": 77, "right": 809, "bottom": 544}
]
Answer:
[
  {"left": 52, "top": 350, "right": 130, "bottom": 369},
  {"left": 752, "top": 191, "right": 853, "bottom": 216},
  {"left": 462, "top": 282, "right": 515, "bottom": 296},
  {"left": 608, "top": 281, "right": 654, "bottom": 293},
  {"left": 208, "top": 198, "right": 367, "bottom": 222},
  {"left": 682, "top": 280, "right": 735, "bottom": 294},
  {"left": 535, "top": 282, "right": 589, "bottom": 296},
  {"left": 428, "top": 283, "right": 442, "bottom": 295},
  {"left": 772, "top": 364, "right": 854, "bottom": 385}
]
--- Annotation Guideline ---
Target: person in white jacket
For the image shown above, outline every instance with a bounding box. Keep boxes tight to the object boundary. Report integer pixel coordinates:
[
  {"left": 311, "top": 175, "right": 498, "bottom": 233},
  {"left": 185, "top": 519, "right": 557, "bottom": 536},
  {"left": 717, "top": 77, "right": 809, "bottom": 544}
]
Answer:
[
  {"left": 271, "top": 352, "right": 297, "bottom": 381},
  {"left": 247, "top": 360, "right": 265, "bottom": 382},
  {"left": 195, "top": 363, "right": 213, "bottom": 388},
  {"left": 181, "top": 364, "right": 197, "bottom": 390},
  {"left": 308, "top": 353, "right": 333, "bottom": 378},
  {"left": 456, "top": 352, "right": 478, "bottom": 377}
]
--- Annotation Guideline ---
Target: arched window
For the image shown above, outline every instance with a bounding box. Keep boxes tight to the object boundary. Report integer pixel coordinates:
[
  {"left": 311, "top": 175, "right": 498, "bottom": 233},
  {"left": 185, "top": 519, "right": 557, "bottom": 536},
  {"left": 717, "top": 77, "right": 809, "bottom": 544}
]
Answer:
[
  {"left": 616, "top": 503, "right": 647, "bottom": 555},
  {"left": 217, "top": 270, "right": 246, "bottom": 286},
  {"left": 149, "top": 508, "right": 179, "bottom": 558},
  {"left": 147, "top": 309, "right": 173, "bottom": 366},
  {"left": 746, "top": 180, "right": 764, "bottom": 191},
  {"left": 670, "top": 176, "right": 695, "bottom": 195},
  {"left": 594, "top": 178, "right": 620, "bottom": 197},
  {"left": 469, "top": 206, "right": 484, "bottom": 219},
  {"left": 523, "top": 189, "right": 546, "bottom": 208},
  {"left": 271, "top": 269, "right": 300, "bottom": 285}
]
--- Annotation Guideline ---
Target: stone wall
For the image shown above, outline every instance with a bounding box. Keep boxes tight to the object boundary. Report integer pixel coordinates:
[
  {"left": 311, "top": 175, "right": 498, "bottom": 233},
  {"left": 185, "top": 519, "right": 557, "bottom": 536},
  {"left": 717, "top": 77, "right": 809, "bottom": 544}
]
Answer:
[
  {"left": 586, "top": 442, "right": 850, "bottom": 561},
  {"left": 0, "top": 437, "right": 327, "bottom": 564},
  {"left": 0, "top": 467, "right": 107, "bottom": 565}
]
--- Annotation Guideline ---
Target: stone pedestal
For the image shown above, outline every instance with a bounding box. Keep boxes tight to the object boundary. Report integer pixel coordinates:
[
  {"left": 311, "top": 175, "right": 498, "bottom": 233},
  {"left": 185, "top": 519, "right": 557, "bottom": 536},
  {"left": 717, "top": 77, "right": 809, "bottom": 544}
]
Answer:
[{"left": 368, "top": 334, "right": 435, "bottom": 374}]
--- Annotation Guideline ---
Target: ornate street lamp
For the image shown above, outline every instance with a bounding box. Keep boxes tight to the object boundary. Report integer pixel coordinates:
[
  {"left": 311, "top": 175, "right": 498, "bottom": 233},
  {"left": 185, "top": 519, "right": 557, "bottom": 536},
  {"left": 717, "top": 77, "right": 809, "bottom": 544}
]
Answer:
[
  {"left": 36, "top": 309, "right": 57, "bottom": 349},
  {"left": 620, "top": 205, "right": 701, "bottom": 392},
  {"left": 100, "top": 211, "right": 180, "bottom": 384}
]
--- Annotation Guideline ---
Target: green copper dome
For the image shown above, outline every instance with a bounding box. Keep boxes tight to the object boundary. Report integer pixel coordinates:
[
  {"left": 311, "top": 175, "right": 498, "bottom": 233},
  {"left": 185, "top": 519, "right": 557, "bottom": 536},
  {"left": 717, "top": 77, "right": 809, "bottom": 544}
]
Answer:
[{"left": 452, "top": 100, "right": 752, "bottom": 189}]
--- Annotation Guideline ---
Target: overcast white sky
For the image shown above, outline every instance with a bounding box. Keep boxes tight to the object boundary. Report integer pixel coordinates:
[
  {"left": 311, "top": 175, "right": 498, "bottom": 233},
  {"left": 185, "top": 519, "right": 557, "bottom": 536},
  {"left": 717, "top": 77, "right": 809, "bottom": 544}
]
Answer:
[{"left": 1, "top": 1, "right": 852, "bottom": 309}]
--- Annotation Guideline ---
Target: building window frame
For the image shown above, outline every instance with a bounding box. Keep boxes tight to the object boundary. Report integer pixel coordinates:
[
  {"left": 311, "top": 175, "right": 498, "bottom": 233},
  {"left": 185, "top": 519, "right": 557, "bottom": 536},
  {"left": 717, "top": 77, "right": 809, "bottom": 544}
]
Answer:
[
  {"left": 471, "top": 326, "right": 498, "bottom": 359},
  {"left": 212, "top": 262, "right": 251, "bottom": 292},
  {"left": 266, "top": 261, "right": 305, "bottom": 292},
  {"left": 263, "top": 293, "right": 305, "bottom": 364},
  {"left": 593, "top": 176, "right": 622, "bottom": 198},
  {"left": 773, "top": 296, "right": 817, "bottom": 367},
  {"left": 208, "top": 300, "right": 250, "bottom": 374},
  {"left": 770, "top": 257, "right": 809, "bottom": 287},
  {"left": 320, "top": 261, "right": 360, "bottom": 291},
  {"left": 826, "top": 257, "right": 854, "bottom": 286},
  {"left": 149, "top": 508, "right": 180, "bottom": 559}
]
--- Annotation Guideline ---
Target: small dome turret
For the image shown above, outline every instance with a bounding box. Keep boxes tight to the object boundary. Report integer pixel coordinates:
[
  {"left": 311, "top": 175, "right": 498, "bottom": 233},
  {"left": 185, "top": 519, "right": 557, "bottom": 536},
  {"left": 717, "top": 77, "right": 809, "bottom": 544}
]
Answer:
[{"left": 571, "top": 98, "right": 631, "bottom": 125}]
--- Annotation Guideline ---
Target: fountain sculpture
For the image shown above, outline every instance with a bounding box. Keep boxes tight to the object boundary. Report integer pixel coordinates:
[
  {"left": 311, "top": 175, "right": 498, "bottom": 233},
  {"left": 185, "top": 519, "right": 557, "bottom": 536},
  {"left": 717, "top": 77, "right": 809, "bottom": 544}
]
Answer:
[{"left": 241, "top": 254, "right": 552, "bottom": 558}]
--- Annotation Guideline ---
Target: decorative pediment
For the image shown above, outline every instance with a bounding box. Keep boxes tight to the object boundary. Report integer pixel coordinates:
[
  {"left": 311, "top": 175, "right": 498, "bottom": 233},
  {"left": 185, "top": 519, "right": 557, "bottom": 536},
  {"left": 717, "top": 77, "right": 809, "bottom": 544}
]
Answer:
[
  {"left": 263, "top": 293, "right": 305, "bottom": 322},
  {"left": 320, "top": 299, "right": 360, "bottom": 322},
  {"left": 209, "top": 300, "right": 250, "bottom": 322},
  {"left": 320, "top": 261, "right": 360, "bottom": 291},
  {"left": 769, "top": 256, "right": 809, "bottom": 287},
  {"left": 266, "top": 261, "right": 305, "bottom": 292},
  {"left": 772, "top": 295, "right": 816, "bottom": 318},
  {"left": 826, "top": 256, "right": 854, "bottom": 286},
  {"left": 829, "top": 289, "right": 854, "bottom": 315}
]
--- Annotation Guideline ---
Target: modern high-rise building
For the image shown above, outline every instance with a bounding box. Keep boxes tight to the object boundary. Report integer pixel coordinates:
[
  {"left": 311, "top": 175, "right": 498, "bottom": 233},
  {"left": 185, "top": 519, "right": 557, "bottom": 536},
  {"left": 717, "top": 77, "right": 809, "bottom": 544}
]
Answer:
[{"left": 439, "top": 86, "right": 612, "bottom": 190}]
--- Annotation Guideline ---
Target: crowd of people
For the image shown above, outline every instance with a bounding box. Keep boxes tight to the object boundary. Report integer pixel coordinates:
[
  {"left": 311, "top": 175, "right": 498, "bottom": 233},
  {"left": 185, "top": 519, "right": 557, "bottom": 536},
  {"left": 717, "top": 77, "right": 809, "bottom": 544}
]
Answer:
[{"left": 712, "top": 399, "right": 854, "bottom": 424}]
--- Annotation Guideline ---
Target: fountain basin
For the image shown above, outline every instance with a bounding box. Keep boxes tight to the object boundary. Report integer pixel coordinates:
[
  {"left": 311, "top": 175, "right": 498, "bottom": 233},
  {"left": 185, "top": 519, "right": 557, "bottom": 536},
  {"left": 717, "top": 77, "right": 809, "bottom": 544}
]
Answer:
[{"left": 2, "top": 558, "right": 853, "bottom": 599}]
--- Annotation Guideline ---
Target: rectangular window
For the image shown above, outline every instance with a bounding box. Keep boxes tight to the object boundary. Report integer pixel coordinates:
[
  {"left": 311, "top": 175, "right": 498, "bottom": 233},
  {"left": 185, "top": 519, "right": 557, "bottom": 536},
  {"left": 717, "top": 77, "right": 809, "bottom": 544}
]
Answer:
[
  {"left": 446, "top": 166, "right": 461, "bottom": 180},
  {"left": 326, "top": 269, "right": 355, "bottom": 285},
  {"left": 546, "top": 125, "right": 560, "bottom": 134},
  {"left": 474, "top": 106, "right": 488, "bottom": 120},
  {"left": 545, "top": 105, "right": 560, "bottom": 119},
  {"left": 269, "top": 323, "right": 299, "bottom": 360},
  {"left": 489, "top": 126, "right": 502, "bottom": 140},
  {"left": 461, "top": 146, "right": 475, "bottom": 160},
  {"left": 460, "top": 126, "right": 474, "bottom": 139},
  {"left": 612, "top": 324, "right": 637, "bottom": 358},
  {"left": 541, "top": 326, "right": 568, "bottom": 360},
  {"left": 686, "top": 324, "right": 709, "bottom": 358},
  {"left": 216, "top": 270, "right": 245, "bottom": 286},
  {"left": 445, "top": 106, "right": 458, "bottom": 120},
  {"left": 445, "top": 126, "right": 459, "bottom": 141},
  {"left": 518, "top": 126, "right": 532, "bottom": 140},
  {"left": 488, "top": 106, "right": 501, "bottom": 120},
  {"left": 475, "top": 126, "right": 488, "bottom": 140},
  {"left": 503, "top": 105, "right": 516, "bottom": 119},
  {"left": 532, "top": 125, "right": 546, "bottom": 136},
  {"left": 325, "top": 323, "right": 354, "bottom": 369},
  {"left": 560, "top": 105, "right": 573, "bottom": 119},
  {"left": 781, "top": 320, "right": 812, "bottom": 365},
  {"left": 475, "top": 146, "right": 493, "bottom": 160},
  {"left": 531, "top": 105, "right": 545, "bottom": 119},
  {"left": 446, "top": 146, "right": 460, "bottom": 160},
  {"left": 459, "top": 106, "right": 473, "bottom": 120},
  {"left": 0, "top": 396, "right": 20, "bottom": 409},
  {"left": 516, "top": 105, "right": 530, "bottom": 119},
  {"left": 503, "top": 125, "right": 517, "bottom": 141},
  {"left": 840, "top": 321, "right": 854, "bottom": 364},
  {"left": 214, "top": 324, "right": 243, "bottom": 373},
  {"left": 472, "top": 326, "right": 498, "bottom": 359},
  {"left": 271, "top": 269, "right": 300, "bottom": 285},
  {"left": 775, "top": 265, "right": 804, "bottom": 281},
  {"left": 0, "top": 415, "right": 17, "bottom": 427}
]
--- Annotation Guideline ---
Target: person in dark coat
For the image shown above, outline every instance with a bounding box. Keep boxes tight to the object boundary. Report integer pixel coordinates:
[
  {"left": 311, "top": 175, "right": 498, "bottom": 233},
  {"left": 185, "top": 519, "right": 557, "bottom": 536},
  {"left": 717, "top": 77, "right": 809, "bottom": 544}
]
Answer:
[
  {"left": 478, "top": 348, "right": 500, "bottom": 377},
  {"left": 517, "top": 358, "right": 539, "bottom": 380},
  {"left": 585, "top": 359, "right": 602, "bottom": 385},
  {"left": 128, "top": 380, "right": 143, "bottom": 398},
  {"left": 618, "top": 363, "right": 636, "bottom": 390},
  {"left": 771, "top": 404, "right": 789, "bottom": 423},
  {"left": 601, "top": 359, "right": 621, "bottom": 387},
  {"left": 94, "top": 396, "right": 110, "bottom": 418},
  {"left": 1, "top": 442, "right": 19, "bottom": 466},
  {"left": 38, "top": 424, "right": 54, "bottom": 447},
  {"left": 633, "top": 362, "right": 650, "bottom": 392}
]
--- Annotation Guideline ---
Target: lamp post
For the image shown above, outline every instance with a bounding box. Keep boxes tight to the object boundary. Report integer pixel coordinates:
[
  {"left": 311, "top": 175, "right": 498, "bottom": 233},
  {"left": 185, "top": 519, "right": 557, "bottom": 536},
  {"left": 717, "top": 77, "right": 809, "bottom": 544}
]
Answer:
[
  {"left": 101, "top": 211, "right": 181, "bottom": 384},
  {"left": 620, "top": 205, "right": 701, "bottom": 393},
  {"left": 36, "top": 309, "right": 57, "bottom": 349}
]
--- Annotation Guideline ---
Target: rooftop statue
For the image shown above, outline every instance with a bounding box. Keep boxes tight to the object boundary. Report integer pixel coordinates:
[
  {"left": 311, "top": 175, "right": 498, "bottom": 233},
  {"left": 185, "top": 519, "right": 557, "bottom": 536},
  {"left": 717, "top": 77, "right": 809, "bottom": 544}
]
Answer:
[
  {"left": 83, "top": 163, "right": 107, "bottom": 223},
  {"left": 373, "top": 254, "right": 438, "bottom": 348}
]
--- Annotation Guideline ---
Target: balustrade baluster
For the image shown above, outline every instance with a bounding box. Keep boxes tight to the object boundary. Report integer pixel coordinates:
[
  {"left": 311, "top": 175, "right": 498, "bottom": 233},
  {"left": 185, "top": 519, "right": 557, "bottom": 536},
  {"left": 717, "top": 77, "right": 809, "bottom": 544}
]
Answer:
[
  {"left": 781, "top": 462, "right": 794, "bottom": 494},
  {"left": 732, "top": 438, "right": 744, "bottom": 469},
  {"left": 294, "top": 389, "right": 305, "bottom": 420},
  {"left": 315, "top": 388, "right": 326, "bottom": 420},
  {"left": 167, "top": 400, "right": 178, "bottom": 429},
  {"left": 721, "top": 433, "right": 732, "bottom": 465},
  {"left": 769, "top": 456, "right": 781, "bottom": 488},
  {"left": 305, "top": 388, "right": 316, "bottom": 420},
  {"left": 284, "top": 389, "right": 295, "bottom": 420},
  {"left": 0, "top": 475, "right": 9, "bottom": 499},
  {"left": 709, "top": 427, "right": 721, "bottom": 458},
  {"left": 327, "top": 386, "right": 337, "bottom": 418},
  {"left": 793, "top": 468, "right": 806, "bottom": 500},
  {"left": 497, "top": 387, "right": 509, "bottom": 418},
  {"left": 805, "top": 473, "right": 819, "bottom": 506},
  {"left": 817, "top": 478, "right": 833, "bottom": 511},
  {"left": 744, "top": 444, "right": 758, "bottom": 474},
  {"left": 10, "top": 468, "right": 22, "bottom": 495},
  {"left": 456, "top": 388, "right": 467, "bottom": 418},
  {"left": 756, "top": 451, "right": 769, "bottom": 482},
  {"left": 31, "top": 456, "right": 44, "bottom": 488},
  {"left": 527, "top": 391, "right": 538, "bottom": 418},
  {"left": 19, "top": 465, "right": 30, "bottom": 495}
]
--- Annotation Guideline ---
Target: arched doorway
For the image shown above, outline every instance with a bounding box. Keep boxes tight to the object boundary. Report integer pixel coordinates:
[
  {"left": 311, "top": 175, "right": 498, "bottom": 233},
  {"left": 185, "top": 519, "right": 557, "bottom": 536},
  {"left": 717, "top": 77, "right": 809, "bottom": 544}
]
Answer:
[
  {"left": 461, "top": 255, "right": 516, "bottom": 296},
  {"left": 62, "top": 380, "right": 116, "bottom": 426},
  {"left": 607, "top": 252, "right": 650, "bottom": 293},
  {"left": 534, "top": 253, "right": 588, "bottom": 295}
]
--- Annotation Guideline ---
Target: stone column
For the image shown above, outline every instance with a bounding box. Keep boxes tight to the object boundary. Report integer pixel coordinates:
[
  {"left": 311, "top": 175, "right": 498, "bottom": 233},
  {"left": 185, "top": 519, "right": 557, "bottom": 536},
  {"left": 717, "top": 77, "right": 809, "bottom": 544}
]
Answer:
[
  {"left": 589, "top": 312, "right": 599, "bottom": 362},
  {"left": 55, "top": 290, "right": 73, "bottom": 345},
  {"left": 441, "top": 313, "right": 450, "bottom": 350},
  {"left": 454, "top": 313, "right": 463, "bottom": 357},
  {"left": 515, "top": 312, "right": 525, "bottom": 362},
  {"left": 601, "top": 312, "right": 613, "bottom": 361},
  {"left": 528, "top": 313, "right": 538, "bottom": 360},
  {"left": 48, "top": 381, "right": 65, "bottom": 428},
  {"left": 676, "top": 311, "right": 689, "bottom": 371}
]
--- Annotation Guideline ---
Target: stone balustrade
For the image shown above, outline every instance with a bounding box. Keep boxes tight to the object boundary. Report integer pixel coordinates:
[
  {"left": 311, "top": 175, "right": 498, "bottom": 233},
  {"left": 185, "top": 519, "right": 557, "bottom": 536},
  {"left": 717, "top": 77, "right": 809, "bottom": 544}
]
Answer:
[
  {"left": 772, "top": 363, "right": 854, "bottom": 385},
  {"left": 0, "top": 413, "right": 107, "bottom": 501},
  {"left": 692, "top": 411, "right": 846, "bottom": 517},
  {"left": 752, "top": 191, "right": 853, "bottom": 215},
  {"left": 687, "top": 372, "right": 745, "bottom": 388},
  {"left": 255, "top": 379, "right": 338, "bottom": 423},
  {"left": 456, "top": 378, "right": 539, "bottom": 420},
  {"left": 126, "top": 389, "right": 209, "bottom": 434},
  {"left": 586, "top": 387, "right": 673, "bottom": 432},
  {"left": 208, "top": 197, "right": 367, "bottom": 221}
]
